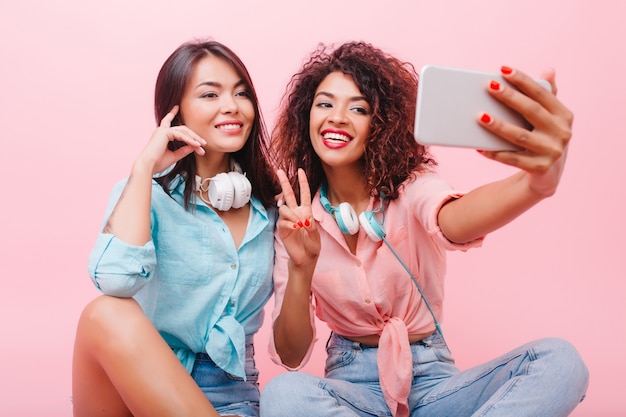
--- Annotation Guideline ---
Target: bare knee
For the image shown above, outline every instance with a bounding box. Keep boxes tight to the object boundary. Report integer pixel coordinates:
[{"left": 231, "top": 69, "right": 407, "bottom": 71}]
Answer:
[{"left": 75, "top": 295, "right": 147, "bottom": 353}]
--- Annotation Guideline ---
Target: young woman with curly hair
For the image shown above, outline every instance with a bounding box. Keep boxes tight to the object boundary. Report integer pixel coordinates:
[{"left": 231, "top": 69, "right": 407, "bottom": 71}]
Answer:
[{"left": 260, "top": 41, "right": 588, "bottom": 417}]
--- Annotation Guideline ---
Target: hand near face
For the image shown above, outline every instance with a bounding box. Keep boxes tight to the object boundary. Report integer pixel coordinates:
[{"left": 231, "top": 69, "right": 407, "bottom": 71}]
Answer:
[
  {"left": 478, "top": 67, "right": 573, "bottom": 197},
  {"left": 136, "top": 106, "right": 207, "bottom": 175},
  {"left": 276, "top": 168, "right": 320, "bottom": 269}
]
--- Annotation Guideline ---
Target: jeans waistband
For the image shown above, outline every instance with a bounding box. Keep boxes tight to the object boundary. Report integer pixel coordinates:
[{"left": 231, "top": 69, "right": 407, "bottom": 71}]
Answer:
[
  {"left": 328, "top": 331, "right": 439, "bottom": 349},
  {"left": 195, "top": 342, "right": 255, "bottom": 360}
]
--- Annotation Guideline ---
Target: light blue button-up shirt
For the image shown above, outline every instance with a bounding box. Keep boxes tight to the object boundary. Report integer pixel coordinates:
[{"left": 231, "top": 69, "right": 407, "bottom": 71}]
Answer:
[{"left": 88, "top": 175, "right": 275, "bottom": 379}]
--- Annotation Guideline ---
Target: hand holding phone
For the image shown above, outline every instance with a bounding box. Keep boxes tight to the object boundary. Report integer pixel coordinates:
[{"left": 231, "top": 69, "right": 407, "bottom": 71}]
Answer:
[{"left": 414, "top": 65, "right": 551, "bottom": 151}]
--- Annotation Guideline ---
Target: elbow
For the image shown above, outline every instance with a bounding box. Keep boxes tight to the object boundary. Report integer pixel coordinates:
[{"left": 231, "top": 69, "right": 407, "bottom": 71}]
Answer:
[
  {"left": 440, "top": 228, "right": 479, "bottom": 245},
  {"left": 277, "top": 350, "right": 307, "bottom": 369},
  {"left": 273, "top": 321, "right": 312, "bottom": 369},
  {"left": 92, "top": 273, "right": 149, "bottom": 297}
]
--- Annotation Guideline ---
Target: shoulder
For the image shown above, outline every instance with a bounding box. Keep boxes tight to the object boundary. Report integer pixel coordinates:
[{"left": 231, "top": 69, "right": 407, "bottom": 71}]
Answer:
[{"left": 400, "top": 170, "right": 454, "bottom": 198}]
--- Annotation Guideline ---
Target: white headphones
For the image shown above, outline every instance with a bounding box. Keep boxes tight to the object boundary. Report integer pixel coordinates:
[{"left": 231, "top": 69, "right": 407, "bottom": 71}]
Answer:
[
  {"left": 320, "top": 181, "right": 450, "bottom": 351},
  {"left": 195, "top": 161, "right": 251, "bottom": 211},
  {"left": 319, "top": 182, "right": 386, "bottom": 242}
]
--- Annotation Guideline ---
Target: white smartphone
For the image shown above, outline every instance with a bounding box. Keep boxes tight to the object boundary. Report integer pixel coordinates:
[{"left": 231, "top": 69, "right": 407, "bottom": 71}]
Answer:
[{"left": 414, "top": 65, "right": 551, "bottom": 151}]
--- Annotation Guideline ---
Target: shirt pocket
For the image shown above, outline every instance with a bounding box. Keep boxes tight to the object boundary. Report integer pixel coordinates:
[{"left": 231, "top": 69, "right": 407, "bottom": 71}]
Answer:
[
  {"left": 155, "top": 224, "right": 216, "bottom": 286},
  {"left": 243, "top": 227, "right": 275, "bottom": 288}
]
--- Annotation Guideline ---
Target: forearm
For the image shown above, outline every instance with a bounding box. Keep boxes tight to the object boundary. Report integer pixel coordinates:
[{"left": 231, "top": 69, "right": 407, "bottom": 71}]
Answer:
[
  {"left": 102, "top": 159, "right": 155, "bottom": 246},
  {"left": 438, "top": 171, "right": 546, "bottom": 244},
  {"left": 273, "top": 261, "right": 315, "bottom": 368}
]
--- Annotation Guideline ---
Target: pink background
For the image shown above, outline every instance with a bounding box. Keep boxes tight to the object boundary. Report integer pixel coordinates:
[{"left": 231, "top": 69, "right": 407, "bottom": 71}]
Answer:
[{"left": 1, "top": 1, "right": 624, "bottom": 415}]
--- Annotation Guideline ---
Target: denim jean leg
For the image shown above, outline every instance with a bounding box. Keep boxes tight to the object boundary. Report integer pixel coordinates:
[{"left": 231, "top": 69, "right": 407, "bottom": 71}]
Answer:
[
  {"left": 410, "top": 337, "right": 589, "bottom": 417},
  {"left": 261, "top": 334, "right": 392, "bottom": 417},
  {"left": 192, "top": 344, "right": 261, "bottom": 417}
]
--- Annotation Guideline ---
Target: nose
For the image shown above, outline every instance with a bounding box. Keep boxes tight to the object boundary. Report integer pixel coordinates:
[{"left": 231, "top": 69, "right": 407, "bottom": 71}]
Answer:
[
  {"left": 329, "top": 107, "right": 347, "bottom": 124},
  {"left": 220, "top": 94, "right": 238, "bottom": 114}
]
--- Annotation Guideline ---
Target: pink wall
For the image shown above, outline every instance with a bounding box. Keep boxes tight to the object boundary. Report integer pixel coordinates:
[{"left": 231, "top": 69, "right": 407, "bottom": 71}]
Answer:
[{"left": 1, "top": 1, "right": 623, "bottom": 415}]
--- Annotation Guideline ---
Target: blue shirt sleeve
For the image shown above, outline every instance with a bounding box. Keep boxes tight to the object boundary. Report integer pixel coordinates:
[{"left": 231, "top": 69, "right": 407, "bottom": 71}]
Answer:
[
  {"left": 87, "top": 178, "right": 158, "bottom": 297},
  {"left": 88, "top": 233, "right": 157, "bottom": 297}
]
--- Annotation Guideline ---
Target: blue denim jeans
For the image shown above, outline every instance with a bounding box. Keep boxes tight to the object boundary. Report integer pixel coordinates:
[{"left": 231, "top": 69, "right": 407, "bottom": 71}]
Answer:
[
  {"left": 260, "top": 333, "right": 588, "bottom": 417},
  {"left": 192, "top": 343, "right": 260, "bottom": 417}
]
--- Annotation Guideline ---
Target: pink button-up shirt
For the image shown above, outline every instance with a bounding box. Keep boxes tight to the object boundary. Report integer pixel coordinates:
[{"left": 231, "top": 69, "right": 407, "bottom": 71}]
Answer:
[{"left": 269, "top": 172, "right": 483, "bottom": 417}]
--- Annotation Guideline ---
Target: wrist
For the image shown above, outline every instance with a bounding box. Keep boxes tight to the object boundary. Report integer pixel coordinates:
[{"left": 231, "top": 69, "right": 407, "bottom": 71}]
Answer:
[{"left": 131, "top": 157, "right": 158, "bottom": 178}]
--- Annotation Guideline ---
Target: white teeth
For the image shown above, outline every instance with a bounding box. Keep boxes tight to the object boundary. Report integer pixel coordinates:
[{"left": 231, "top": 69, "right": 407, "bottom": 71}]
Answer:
[
  {"left": 323, "top": 132, "right": 350, "bottom": 142},
  {"left": 218, "top": 124, "right": 241, "bottom": 130}
]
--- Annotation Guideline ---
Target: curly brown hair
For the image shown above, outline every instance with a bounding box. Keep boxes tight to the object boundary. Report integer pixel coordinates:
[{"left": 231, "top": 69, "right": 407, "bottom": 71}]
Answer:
[{"left": 270, "top": 41, "right": 436, "bottom": 200}]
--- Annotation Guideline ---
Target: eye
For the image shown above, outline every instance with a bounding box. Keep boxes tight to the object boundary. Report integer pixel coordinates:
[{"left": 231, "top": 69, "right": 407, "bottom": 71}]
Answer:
[
  {"left": 235, "top": 89, "right": 251, "bottom": 98},
  {"left": 200, "top": 92, "right": 218, "bottom": 99},
  {"left": 314, "top": 101, "right": 332, "bottom": 109},
  {"left": 351, "top": 106, "right": 370, "bottom": 115}
]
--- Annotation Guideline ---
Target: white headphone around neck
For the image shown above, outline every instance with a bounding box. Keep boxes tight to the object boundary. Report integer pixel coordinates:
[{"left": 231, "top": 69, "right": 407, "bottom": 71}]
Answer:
[
  {"left": 320, "top": 181, "right": 451, "bottom": 351},
  {"left": 195, "top": 161, "right": 251, "bottom": 211},
  {"left": 319, "top": 182, "right": 386, "bottom": 242}
]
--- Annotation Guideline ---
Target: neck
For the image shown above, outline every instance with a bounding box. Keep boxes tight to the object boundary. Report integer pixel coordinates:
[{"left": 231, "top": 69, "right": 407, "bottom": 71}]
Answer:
[
  {"left": 195, "top": 154, "right": 232, "bottom": 180},
  {"left": 324, "top": 176, "right": 370, "bottom": 214}
]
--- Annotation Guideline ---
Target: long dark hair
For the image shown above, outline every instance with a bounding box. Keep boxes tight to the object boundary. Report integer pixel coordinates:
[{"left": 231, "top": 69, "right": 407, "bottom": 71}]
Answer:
[
  {"left": 154, "top": 40, "right": 277, "bottom": 208},
  {"left": 271, "top": 41, "right": 436, "bottom": 200}
]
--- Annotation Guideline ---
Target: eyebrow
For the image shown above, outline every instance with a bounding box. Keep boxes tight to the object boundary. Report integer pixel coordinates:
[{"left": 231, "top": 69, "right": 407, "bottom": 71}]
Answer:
[
  {"left": 314, "top": 91, "right": 368, "bottom": 102},
  {"left": 193, "top": 79, "right": 246, "bottom": 90}
]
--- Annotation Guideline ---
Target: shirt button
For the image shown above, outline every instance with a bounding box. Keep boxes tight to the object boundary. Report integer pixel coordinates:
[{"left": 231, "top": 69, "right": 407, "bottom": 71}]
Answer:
[
  {"left": 229, "top": 301, "right": 235, "bottom": 307},
  {"left": 355, "top": 260, "right": 362, "bottom": 267},
  {"left": 230, "top": 263, "right": 237, "bottom": 269},
  {"left": 364, "top": 298, "right": 371, "bottom": 304}
]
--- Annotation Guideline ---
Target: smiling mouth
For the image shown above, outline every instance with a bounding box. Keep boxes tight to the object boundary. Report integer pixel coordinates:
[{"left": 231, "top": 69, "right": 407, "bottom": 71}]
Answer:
[
  {"left": 217, "top": 123, "right": 243, "bottom": 131},
  {"left": 322, "top": 132, "right": 351, "bottom": 143}
]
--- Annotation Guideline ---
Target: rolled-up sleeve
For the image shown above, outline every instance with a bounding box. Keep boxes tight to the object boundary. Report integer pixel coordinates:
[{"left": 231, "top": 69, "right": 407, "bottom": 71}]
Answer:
[
  {"left": 88, "top": 233, "right": 156, "bottom": 297},
  {"left": 407, "top": 172, "right": 484, "bottom": 251},
  {"left": 87, "top": 178, "right": 157, "bottom": 297}
]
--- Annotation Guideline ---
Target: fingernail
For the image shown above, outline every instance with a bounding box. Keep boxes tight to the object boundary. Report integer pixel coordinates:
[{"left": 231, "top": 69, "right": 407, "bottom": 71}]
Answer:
[
  {"left": 489, "top": 80, "right": 501, "bottom": 91},
  {"left": 292, "top": 223, "right": 299, "bottom": 229},
  {"left": 277, "top": 199, "right": 283, "bottom": 208},
  {"left": 480, "top": 112, "right": 492, "bottom": 124},
  {"left": 501, "top": 66, "right": 513, "bottom": 75},
  {"left": 477, "top": 149, "right": 484, "bottom": 153},
  {"left": 304, "top": 219, "right": 311, "bottom": 227},
  {"left": 297, "top": 221, "right": 304, "bottom": 228}
]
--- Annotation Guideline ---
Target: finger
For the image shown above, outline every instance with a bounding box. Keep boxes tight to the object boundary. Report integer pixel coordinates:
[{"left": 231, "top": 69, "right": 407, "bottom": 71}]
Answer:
[
  {"left": 276, "top": 208, "right": 308, "bottom": 237},
  {"left": 170, "top": 145, "right": 199, "bottom": 161},
  {"left": 479, "top": 113, "right": 561, "bottom": 157},
  {"left": 297, "top": 168, "right": 312, "bottom": 207},
  {"left": 478, "top": 149, "right": 556, "bottom": 175},
  {"left": 160, "top": 105, "right": 179, "bottom": 128},
  {"left": 487, "top": 76, "right": 553, "bottom": 131},
  {"left": 274, "top": 192, "right": 285, "bottom": 208},
  {"left": 277, "top": 169, "right": 298, "bottom": 208},
  {"left": 167, "top": 125, "right": 206, "bottom": 147},
  {"left": 539, "top": 67, "right": 557, "bottom": 95},
  {"left": 498, "top": 67, "right": 570, "bottom": 120}
]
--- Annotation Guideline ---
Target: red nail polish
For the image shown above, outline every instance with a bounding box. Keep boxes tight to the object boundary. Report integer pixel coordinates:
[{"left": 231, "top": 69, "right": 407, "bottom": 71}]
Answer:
[
  {"left": 304, "top": 219, "right": 311, "bottom": 227},
  {"left": 501, "top": 66, "right": 513, "bottom": 75},
  {"left": 476, "top": 149, "right": 484, "bottom": 153},
  {"left": 297, "top": 221, "right": 304, "bottom": 228},
  {"left": 489, "top": 80, "right": 501, "bottom": 91},
  {"left": 292, "top": 223, "right": 298, "bottom": 229},
  {"left": 480, "top": 113, "right": 492, "bottom": 123}
]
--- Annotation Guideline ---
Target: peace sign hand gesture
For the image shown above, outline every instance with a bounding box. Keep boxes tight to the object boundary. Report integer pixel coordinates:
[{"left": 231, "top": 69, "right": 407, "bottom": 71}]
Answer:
[{"left": 276, "top": 168, "right": 320, "bottom": 270}]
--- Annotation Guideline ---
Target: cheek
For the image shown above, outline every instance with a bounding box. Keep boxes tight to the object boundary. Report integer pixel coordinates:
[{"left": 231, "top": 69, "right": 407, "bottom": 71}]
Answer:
[
  {"left": 241, "top": 102, "right": 255, "bottom": 120},
  {"left": 309, "top": 110, "right": 323, "bottom": 133},
  {"left": 179, "top": 102, "right": 205, "bottom": 126}
]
